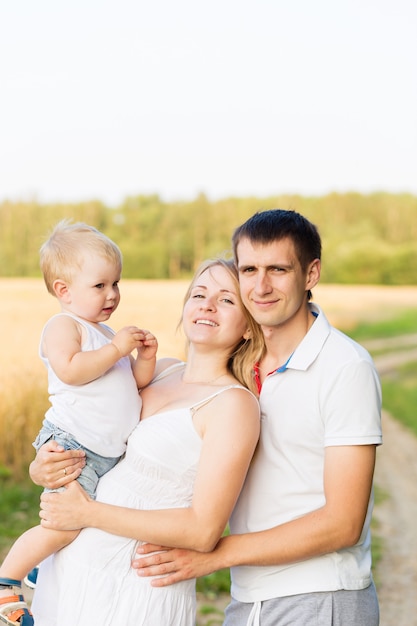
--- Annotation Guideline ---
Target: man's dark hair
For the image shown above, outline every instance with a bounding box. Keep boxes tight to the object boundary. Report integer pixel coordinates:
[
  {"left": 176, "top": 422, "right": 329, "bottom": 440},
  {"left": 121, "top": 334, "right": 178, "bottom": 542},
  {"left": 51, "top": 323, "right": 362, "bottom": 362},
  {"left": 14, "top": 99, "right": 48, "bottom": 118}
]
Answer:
[{"left": 232, "top": 209, "right": 321, "bottom": 272}]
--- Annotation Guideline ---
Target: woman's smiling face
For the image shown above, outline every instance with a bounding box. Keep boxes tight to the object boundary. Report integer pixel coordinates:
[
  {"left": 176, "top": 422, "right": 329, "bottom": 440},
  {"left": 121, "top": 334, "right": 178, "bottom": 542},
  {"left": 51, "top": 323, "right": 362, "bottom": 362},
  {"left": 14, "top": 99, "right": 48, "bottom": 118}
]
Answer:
[{"left": 183, "top": 264, "right": 249, "bottom": 351}]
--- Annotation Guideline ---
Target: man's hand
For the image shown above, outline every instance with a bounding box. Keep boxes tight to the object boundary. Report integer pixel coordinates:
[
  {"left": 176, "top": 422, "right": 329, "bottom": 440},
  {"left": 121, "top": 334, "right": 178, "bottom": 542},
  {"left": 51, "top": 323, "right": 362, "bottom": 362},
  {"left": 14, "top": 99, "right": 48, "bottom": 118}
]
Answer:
[{"left": 132, "top": 543, "right": 220, "bottom": 588}]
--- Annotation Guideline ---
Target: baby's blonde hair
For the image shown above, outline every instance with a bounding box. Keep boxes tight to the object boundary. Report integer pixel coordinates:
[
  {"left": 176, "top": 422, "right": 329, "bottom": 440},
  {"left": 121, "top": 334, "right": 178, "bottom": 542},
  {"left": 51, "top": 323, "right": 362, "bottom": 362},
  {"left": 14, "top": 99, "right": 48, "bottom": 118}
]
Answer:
[{"left": 40, "top": 219, "right": 122, "bottom": 295}]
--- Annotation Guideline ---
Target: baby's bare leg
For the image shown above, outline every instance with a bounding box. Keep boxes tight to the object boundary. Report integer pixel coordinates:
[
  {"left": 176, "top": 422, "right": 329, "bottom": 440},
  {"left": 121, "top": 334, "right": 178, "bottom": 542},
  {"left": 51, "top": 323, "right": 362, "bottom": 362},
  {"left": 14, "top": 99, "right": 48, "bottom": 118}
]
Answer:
[{"left": 0, "top": 525, "right": 79, "bottom": 585}]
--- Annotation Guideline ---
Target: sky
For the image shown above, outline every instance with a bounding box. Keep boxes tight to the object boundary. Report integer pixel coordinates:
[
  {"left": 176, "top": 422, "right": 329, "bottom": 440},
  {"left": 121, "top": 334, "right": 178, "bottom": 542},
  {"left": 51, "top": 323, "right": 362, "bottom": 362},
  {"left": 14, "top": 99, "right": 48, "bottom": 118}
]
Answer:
[{"left": 1, "top": 0, "right": 416, "bottom": 206}]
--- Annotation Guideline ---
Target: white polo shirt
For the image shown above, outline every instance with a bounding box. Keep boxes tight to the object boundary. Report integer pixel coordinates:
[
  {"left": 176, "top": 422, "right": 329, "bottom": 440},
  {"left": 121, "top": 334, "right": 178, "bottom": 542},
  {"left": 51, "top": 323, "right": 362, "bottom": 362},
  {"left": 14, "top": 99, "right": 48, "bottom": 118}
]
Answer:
[{"left": 229, "top": 303, "right": 382, "bottom": 602}]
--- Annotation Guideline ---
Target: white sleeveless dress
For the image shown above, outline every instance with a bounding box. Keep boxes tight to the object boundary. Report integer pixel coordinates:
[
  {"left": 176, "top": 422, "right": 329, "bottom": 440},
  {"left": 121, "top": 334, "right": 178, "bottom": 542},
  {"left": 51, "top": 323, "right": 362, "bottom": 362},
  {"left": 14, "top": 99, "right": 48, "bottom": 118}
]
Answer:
[{"left": 32, "top": 366, "right": 251, "bottom": 626}]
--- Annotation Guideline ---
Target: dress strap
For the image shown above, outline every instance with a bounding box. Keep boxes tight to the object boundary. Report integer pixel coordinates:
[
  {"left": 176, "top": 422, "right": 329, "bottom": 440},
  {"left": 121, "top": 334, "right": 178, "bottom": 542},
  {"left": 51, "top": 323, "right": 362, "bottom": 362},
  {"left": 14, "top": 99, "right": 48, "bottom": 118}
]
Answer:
[
  {"left": 152, "top": 363, "right": 258, "bottom": 413},
  {"left": 191, "top": 385, "right": 257, "bottom": 412},
  {"left": 152, "top": 361, "right": 185, "bottom": 383}
]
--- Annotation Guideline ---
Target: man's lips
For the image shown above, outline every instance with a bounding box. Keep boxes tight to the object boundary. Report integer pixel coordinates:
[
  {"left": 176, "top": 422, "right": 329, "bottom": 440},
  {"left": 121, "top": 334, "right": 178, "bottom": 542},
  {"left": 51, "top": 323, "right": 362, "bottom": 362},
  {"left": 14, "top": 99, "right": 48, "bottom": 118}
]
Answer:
[{"left": 251, "top": 299, "right": 279, "bottom": 308}]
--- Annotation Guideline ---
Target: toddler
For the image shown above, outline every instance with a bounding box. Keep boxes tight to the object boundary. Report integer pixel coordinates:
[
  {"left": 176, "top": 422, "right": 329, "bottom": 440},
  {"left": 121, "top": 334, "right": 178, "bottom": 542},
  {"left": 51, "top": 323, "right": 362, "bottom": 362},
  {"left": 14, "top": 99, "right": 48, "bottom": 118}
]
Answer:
[{"left": 0, "top": 220, "right": 157, "bottom": 625}]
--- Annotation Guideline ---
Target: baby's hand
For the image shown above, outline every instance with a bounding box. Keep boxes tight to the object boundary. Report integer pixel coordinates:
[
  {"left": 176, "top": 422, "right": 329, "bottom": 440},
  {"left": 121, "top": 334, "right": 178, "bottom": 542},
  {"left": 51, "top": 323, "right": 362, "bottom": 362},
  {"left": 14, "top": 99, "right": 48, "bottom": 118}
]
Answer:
[
  {"left": 112, "top": 326, "right": 151, "bottom": 357},
  {"left": 136, "top": 330, "right": 158, "bottom": 361}
]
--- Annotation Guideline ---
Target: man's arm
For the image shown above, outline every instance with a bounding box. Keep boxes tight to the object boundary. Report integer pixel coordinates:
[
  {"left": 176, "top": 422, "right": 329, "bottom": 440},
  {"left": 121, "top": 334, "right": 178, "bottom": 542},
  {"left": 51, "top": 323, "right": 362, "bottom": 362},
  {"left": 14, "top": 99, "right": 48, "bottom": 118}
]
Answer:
[{"left": 133, "top": 444, "right": 376, "bottom": 586}]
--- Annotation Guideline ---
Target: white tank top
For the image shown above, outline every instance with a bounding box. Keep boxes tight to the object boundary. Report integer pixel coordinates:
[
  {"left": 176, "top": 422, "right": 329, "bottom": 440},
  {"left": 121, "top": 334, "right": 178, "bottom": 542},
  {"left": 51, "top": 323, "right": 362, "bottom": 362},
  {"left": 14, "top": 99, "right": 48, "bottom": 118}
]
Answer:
[{"left": 40, "top": 313, "right": 141, "bottom": 457}]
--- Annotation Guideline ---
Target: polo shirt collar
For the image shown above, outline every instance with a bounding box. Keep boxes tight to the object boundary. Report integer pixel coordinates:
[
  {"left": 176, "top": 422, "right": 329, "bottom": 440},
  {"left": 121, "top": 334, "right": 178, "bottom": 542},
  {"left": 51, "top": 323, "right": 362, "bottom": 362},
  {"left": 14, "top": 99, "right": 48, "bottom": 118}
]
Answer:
[{"left": 287, "top": 303, "right": 331, "bottom": 371}]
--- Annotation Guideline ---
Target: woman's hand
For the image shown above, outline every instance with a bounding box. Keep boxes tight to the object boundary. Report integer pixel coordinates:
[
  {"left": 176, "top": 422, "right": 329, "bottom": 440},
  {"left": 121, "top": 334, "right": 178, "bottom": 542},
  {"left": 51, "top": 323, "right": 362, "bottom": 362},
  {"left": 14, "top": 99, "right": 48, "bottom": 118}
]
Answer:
[
  {"left": 39, "top": 480, "right": 92, "bottom": 530},
  {"left": 29, "top": 440, "right": 86, "bottom": 489}
]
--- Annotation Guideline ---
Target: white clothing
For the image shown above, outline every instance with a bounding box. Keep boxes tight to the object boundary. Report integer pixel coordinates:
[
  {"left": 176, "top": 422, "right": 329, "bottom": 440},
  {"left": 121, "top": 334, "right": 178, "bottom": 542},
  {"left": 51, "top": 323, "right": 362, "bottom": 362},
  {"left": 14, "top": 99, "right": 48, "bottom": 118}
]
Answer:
[
  {"left": 32, "top": 370, "right": 255, "bottom": 626},
  {"left": 230, "top": 304, "right": 382, "bottom": 602},
  {"left": 40, "top": 313, "right": 141, "bottom": 456}
]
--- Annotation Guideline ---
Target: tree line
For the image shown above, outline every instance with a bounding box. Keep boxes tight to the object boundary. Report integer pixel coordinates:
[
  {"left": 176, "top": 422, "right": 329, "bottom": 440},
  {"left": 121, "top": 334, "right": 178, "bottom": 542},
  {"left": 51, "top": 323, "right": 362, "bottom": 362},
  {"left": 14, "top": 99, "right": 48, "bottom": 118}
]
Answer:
[{"left": 1, "top": 191, "right": 416, "bottom": 284}]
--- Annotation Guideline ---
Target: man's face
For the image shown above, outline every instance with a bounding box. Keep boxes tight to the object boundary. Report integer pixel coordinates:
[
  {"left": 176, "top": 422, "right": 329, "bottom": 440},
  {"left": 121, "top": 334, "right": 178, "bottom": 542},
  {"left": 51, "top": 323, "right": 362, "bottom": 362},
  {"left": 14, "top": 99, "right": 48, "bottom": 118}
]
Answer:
[{"left": 236, "top": 236, "right": 320, "bottom": 330}]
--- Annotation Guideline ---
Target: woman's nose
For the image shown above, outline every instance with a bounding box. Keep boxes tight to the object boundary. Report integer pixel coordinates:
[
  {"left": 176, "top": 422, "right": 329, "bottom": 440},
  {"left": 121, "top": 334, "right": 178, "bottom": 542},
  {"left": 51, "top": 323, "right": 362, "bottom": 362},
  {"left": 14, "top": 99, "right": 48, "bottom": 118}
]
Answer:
[{"left": 200, "top": 298, "right": 215, "bottom": 311}]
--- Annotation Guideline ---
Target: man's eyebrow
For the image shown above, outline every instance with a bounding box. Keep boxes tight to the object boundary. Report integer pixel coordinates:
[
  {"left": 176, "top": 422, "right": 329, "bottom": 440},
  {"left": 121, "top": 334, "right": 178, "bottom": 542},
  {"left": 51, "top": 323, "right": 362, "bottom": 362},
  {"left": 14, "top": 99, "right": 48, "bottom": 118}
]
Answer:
[
  {"left": 239, "top": 262, "right": 294, "bottom": 270},
  {"left": 237, "top": 264, "right": 255, "bottom": 270}
]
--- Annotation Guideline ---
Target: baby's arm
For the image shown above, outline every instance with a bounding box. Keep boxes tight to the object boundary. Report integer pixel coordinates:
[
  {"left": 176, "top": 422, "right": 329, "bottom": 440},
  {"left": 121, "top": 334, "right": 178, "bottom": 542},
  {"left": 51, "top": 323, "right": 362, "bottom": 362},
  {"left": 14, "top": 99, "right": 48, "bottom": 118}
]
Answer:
[
  {"left": 130, "top": 330, "right": 158, "bottom": 388},
  {"left": 43, "top": 316, "right": 147, "bottom": 385}
]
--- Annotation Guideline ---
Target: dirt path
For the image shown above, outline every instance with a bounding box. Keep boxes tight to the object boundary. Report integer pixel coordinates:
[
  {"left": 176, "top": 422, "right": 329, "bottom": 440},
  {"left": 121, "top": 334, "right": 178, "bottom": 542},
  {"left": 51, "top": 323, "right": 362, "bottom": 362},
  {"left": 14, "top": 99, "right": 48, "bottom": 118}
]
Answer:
[
  {"left": 373, "top": 411, "right": 417, "bottom": 626},
  {"left": 366, "top": 340, "right": 417, "bottom": 626}
]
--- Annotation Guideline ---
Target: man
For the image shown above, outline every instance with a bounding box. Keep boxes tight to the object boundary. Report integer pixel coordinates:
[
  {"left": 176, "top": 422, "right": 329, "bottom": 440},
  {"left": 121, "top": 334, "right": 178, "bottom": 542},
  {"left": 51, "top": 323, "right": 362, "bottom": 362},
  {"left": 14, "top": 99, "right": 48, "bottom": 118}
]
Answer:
[{"left": 135, "top": 210, "right": 382, "bottom": 624}]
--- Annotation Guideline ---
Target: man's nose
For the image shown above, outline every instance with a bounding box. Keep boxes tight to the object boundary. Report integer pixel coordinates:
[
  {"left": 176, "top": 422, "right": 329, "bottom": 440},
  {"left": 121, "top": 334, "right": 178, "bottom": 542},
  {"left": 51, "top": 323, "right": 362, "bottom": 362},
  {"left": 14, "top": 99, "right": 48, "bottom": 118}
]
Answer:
[{"left": 254, "top": 272, "right": 271, "bottom": 294}]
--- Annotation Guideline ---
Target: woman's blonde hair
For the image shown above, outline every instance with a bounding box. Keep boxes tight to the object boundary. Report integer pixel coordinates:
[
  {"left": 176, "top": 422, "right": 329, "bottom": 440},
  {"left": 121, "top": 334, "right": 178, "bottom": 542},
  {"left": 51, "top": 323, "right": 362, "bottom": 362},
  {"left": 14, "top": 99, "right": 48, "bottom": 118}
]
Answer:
[
  {"left": 182, "top": 258, "right": 264, "bottom": 395},
  {"left": 40, "top": 219, "right": 122, "bottom": 295}
]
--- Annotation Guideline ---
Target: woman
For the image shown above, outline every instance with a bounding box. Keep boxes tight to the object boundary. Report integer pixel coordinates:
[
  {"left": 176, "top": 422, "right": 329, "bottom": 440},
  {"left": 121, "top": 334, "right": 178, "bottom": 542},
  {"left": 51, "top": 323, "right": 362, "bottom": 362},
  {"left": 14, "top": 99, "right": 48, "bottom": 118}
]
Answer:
[{"left": 30, "top": 259, "right": 264, "bottom": 626}]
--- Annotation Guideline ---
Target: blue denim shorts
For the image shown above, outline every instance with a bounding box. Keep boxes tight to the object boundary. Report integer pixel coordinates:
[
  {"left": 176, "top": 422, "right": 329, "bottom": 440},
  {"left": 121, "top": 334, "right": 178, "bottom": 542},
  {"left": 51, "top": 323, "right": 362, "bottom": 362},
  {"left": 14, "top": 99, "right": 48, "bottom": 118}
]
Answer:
[{"left": 33, "top": 419, "right": 121, "bottom": 499}]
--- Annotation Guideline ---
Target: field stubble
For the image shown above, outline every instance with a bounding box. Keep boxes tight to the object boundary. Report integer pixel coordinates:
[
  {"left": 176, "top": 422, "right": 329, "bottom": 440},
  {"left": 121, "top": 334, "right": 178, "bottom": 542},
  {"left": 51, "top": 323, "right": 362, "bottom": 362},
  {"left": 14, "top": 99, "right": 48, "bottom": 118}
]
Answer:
[
  {"left": 1, "top": 279, "right": 416, "bottom": 477},
  {"left": 3, "top": 278, "right": 417, "bottom": 370}
]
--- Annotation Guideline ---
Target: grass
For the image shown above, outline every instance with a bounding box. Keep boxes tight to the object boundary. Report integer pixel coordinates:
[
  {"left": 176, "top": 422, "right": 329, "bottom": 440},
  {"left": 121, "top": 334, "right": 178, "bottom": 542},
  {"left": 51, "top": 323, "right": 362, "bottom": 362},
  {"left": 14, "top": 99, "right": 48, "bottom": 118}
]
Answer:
[
  {"left": 343, "top": 310, "right": 417, "bottom": 587},
  {"left": 0, "top": 475, "right": 42, "bottom": 559},
  {"left": 381, "top": 362, "right": 417, "bottom": 437},
  {"left": 370, "top": 484, "right": 388, "bottom": 586},
  {"left": 345, "top": 308, "right": 417, "bottom": 437},
  {"left": 345, "top": 308, "right": 417, "bottom": 341}
]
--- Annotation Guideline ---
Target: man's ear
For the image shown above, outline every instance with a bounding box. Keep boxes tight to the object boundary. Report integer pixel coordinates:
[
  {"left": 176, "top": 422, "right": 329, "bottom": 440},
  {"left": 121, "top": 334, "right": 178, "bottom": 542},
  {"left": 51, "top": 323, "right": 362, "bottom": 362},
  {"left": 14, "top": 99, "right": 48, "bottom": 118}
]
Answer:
[
  {"left": 306, "top": 258, "right": 321, "bottom": 291},
  {"left": 52, "top": 279, "right": 70, "bottom": 302}
]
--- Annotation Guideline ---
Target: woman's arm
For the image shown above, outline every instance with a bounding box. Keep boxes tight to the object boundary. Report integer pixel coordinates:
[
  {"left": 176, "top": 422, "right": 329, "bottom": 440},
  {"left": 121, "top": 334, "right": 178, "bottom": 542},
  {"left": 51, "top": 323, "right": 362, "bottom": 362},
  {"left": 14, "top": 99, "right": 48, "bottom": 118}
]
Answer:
[
  {"left": 131, "top": 443, "right": 376, "bottom": 586},
  {"left": 40, "top": 389, "right": 260, "bottom": 552}
]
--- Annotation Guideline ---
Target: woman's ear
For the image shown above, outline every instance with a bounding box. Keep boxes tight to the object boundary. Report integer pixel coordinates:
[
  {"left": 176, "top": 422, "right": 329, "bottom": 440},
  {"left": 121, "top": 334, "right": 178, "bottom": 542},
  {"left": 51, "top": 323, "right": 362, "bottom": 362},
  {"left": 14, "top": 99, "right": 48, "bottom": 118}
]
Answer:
[
  {"left": 53, "top": 279, "right": 70, "bottom": 302},
  {"left": 243, "top": 328, "right": 251, "bottom": 340}
]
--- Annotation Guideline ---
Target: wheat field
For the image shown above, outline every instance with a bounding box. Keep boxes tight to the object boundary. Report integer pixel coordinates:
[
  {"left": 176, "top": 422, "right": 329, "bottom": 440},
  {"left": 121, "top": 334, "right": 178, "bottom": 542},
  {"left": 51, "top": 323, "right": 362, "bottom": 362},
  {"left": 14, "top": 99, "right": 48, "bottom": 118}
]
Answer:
[{"left": 1, "top": 278, "right": 416, "bottom": 478}]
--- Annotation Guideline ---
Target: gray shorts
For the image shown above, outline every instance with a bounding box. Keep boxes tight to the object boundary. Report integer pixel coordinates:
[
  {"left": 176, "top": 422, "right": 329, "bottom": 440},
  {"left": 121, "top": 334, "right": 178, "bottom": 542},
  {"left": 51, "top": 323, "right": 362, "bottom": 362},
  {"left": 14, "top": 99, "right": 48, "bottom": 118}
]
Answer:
[
  {"left": 224, "top": 581, "right": 379, "bottom": 626},
  {"left": 33, "top": 419, "right": 120, "bottom": 499}
]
